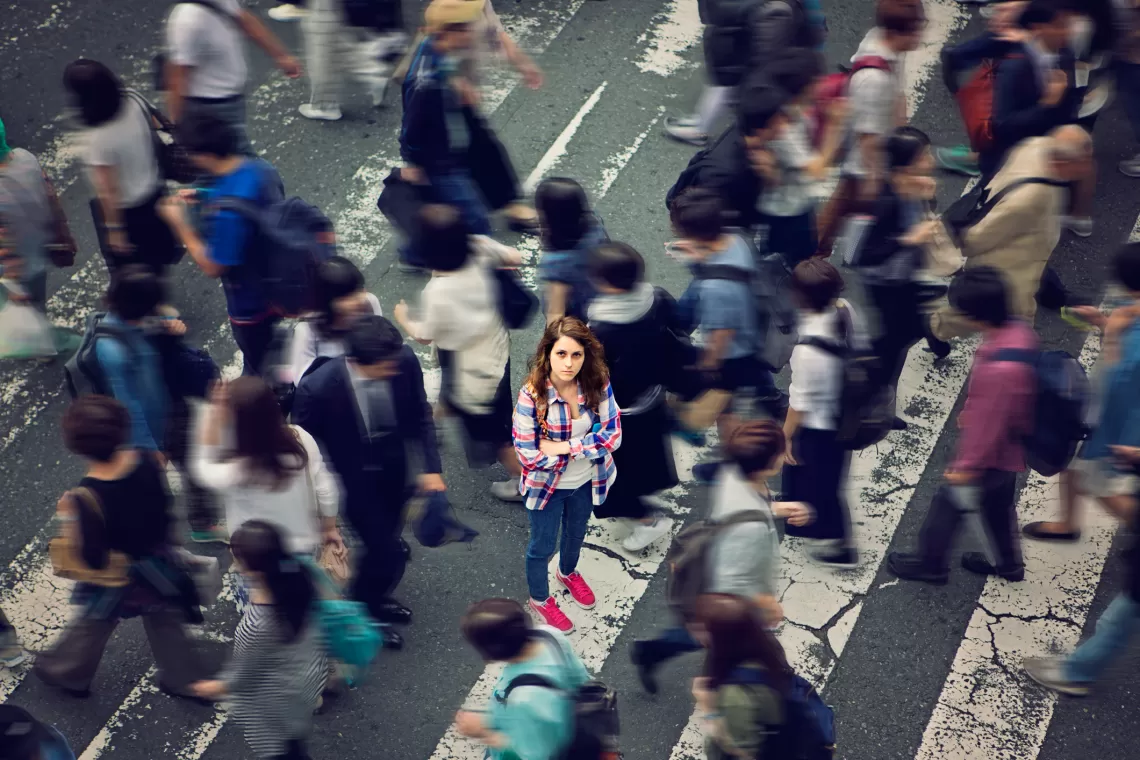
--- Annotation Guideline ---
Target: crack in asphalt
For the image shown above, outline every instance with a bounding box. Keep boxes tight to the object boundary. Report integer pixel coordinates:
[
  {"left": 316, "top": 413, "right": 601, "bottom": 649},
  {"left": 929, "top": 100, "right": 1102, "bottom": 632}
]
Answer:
[{"left": 581, "top": 540, "right": 654, "bottom": 581}]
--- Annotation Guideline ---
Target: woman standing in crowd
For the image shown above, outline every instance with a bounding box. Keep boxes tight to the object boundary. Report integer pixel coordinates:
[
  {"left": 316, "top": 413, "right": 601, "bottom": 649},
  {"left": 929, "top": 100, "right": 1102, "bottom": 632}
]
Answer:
[
  {"left": 191, "top": 377, "right": 343, "bottom": 609},
  {"left": 62, "top": 59, "right": 179, "bottom": 275},
  {"left": 690, "top": 593, "right": 790, "bottom": 760},
  {"left": 783, "top": 258, "right": 865, "bottom": 569},
  {"left": 856, "top": 126, "right": 951, "bottom": 401},
  {"left": 35, "top": 396, "right": 207, "bottom": 699},
  {"left": 535, "top": 178, "right": 609, "bottom": 324},
  {"left": 394, "top": 204, "right": 523, "bottom": 501},
  {"left": 191, "top": 520, "right": 327, "bottom": 760},
  {"left": 513, "top": 317, "right": 622, "bottom": 632},
  {"left": 289, "top": 256, "right": 383, "bottom": 382},
  {"left": 454, "top": 597, "right": 589, "bottom": 760}
]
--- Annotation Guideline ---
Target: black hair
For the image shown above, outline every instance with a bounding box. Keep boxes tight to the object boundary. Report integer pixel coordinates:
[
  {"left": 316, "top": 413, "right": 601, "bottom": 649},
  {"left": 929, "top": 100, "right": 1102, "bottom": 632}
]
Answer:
[
  {"left": 62, "top": 59, "right": 124, "bottom": 127},
  {"left": 948, "top": 266, "right": 1011, "bottom": 327},
  {"left": 535, "top": 177, "right": 592, "bottom": 251},
  {"left": 313, "top": 256, "right": 367, "bottom": 338},
  {"left": 1112, "top": 241, "right": 1140, "bottom": 292},
  {"left": 62, "top": 395, "right": 129, "bottom": 462},
  {"left": 106, "top": 264, "right": 163, "bottom": 322},
  {"left": 229, "top": 520, "right": 316, "bottom": 644},
  {"left": 1020, "top": 0, "right": 1068, "bottom": 28},
  {"left": 791, "top": 258, "right": 845, "bottom": 312},
  {"left": 588, "top": 242, "right": 644, "bottom": 292},
  {"left": 178, "top": 112, "right": 238, "bottom": 158},
  {"left": 669, "top": 188, "right": 725, "bottom": 242},
  {"left": 876, "top": 0, "right": 927, "bottom": 35},
  {"left": 761, "top": 49, "right": 825, "bottom": 100},
  {"left": 346, "top": 315, "right": 404, "bottom": 365},
  {"left": 419, "top": 204, "right": 471, "bottom": 273},
  {"left": 884, "top": 125, "right": 932, "bottom": 171},
  {"left": 460, "top": 598, "right": 532, "bottom": 661},
  {"left": 738, "top": 83, "right": 788, "bottom": 135}
]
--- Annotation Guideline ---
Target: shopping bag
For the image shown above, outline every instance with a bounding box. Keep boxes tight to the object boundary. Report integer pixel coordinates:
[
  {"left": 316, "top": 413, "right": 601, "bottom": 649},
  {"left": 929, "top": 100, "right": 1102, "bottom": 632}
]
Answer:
[
  {"left": 923, "top": 215, "right": 964, "bottom": 278},
  {"left": 376, "top": 169, "right": 427, "bottom": 239},
  {"left": 0, "top": 282, "right": 57, "bottom": 359}
]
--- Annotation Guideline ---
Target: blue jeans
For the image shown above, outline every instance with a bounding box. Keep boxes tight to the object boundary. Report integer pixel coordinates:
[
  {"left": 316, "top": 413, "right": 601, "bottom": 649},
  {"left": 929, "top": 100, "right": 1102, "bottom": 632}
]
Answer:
[
  {"left": 526, "top": 484, "right": 593, "bottom": 601},
  {"left": 641, "top": 625, "right": 701, "bottom": 667},
  {"left": 1064, "top": 593, "right": 1140, "bottom": 683}
]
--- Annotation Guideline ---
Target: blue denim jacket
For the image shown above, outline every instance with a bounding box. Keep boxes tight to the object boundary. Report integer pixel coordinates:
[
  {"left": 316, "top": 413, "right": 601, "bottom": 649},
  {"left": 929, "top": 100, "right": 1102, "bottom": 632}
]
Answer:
[
  {"left": 94, "top": 314, "right": 168, "bottom": 451},
  {"left": 1083, "top": 321, "right": 1140, "bottom": 461}
]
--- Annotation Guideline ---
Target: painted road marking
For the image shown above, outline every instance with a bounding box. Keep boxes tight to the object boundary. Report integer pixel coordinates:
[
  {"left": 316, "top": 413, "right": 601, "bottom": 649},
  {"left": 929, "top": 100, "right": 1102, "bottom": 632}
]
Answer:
[{"left": 522, "top": 82, "right": 609, "bottom": 194}]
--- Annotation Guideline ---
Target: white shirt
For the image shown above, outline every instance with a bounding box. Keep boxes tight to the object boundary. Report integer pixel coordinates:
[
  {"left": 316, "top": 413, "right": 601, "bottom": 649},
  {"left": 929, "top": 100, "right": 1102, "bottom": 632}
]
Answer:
[
  {"left": 557, "top": 415, "right": 594, "bottom": 489},
  {"left": 842, "top": 28, "right": 906, "bottom": 178},
  {"left": 759, "top": 109, "right": 814, "bottom": 217},
  {"left": 191, "top": 424, "right": 339, "bottom": 555},
  {"left": 788, "top": 300, "right": 869, "bottom": 430},
  {"left": 85, "top": 95, "right": 161, "bottom": 209},
  {"left": 288, "top": 293, "right": 382, "bottom": 383},
  {"left": 167, "top": 0, "right": 248, "bottom": 99}
]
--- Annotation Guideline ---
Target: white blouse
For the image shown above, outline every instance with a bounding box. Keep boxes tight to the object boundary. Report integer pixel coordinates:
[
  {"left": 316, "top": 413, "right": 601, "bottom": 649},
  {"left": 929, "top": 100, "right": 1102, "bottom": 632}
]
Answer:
[
  {"left": 788, "top": 300, "right": 869, "bottom": 431},
  {"left": 288, "top": 292, "right": 382, "bottom": 383}
]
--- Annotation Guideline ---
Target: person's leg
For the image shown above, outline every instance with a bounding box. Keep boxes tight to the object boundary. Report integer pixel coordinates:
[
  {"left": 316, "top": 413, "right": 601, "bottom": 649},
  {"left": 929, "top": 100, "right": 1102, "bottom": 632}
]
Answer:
[
  {"left": 427, "top": 171, "right": 493, "bottom": 237},
  {"left": 231, "top": 316, "right": 280, "bottom": 377},
  {"left": 972, "top": 469, "right": 1023, "bottom": 573},
  {"left": 23, "top": 270, "right": 48, "bottom": 314},
  {"left": 34, "top": 616, "right": 118, "bottom": 693},
  {"left": 1063, "top": 593, "right": 1140, "bottom": 683},
  {"left": 695, "top": 85, "right": 733, "bottom": 135},
  {"left": 914, "top": 485, "right": 964, "bottom": 572},
  {"left": 814, "top": 176, "right": 858, "bottom": 258},
  {"left": 557, "top": 485, "right": 595, "bottom": 578},
  {"left": 301, "top": 0, "right": 343, "bottom": 114},
  {"left": 142, "top": 606, "right": 208, "bottom": 695},
  {"left": 630, "top": 623, "right": 702, "bottom": 693},
  {"left": 0, "top": 605, "right": 23, "bottom": 666},
  {"left": 526, "top": 494, "right": 567, "bottom": 602},
  {"left": 164, "top": 397, "right": 220, "bottom": 542}
]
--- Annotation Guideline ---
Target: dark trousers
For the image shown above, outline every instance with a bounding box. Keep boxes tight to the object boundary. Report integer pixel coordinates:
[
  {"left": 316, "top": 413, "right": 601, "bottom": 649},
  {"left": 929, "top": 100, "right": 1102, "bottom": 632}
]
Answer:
[
  {"left": 345, "top": 456, "right": 411, "bottom": 618},
  {"left": 640, "top": 625, "right": 701, "bottom": 669},
  {"left": 231, "top": 316, "right": 282, "bottom": 377},
  {"left": 271, "top": 739, "right": 311, "bottom": 760},
  {"left": 1116, "top": 60, "right": 1140, "bottom": 145},
  {"left": 868, "top": 282, "right": 925, "bottom": 391},
  {"left": 758, "top": 210, "right": 817, "bottom": 267},
  {"left": 783, "top": 427, "right": 852, "bottom": 543},
  {"left": 91, "top": 189, "right": 180, "bottom": 278},
  {"left": 918, "top": 470, "right": 1022, "bottom": 572},
  {"left": 165, "top": 397, "right": 217, "bottom": 533}
]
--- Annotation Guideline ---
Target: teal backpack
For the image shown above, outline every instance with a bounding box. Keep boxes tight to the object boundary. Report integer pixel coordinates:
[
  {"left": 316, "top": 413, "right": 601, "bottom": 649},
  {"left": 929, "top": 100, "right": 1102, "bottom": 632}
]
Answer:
[{"left": 303, "top": 559, "right": 384, "bottom": 681}]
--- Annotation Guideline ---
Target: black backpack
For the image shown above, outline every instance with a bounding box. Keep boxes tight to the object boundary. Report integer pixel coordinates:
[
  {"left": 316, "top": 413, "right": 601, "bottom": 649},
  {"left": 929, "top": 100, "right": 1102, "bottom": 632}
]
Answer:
[
  {"left": 943, "top": 176, "right": 1067, "bottom": 249},
  {"left": 496, "top": 629, "right": 620, "bottom": 760},
  {"left": 728, "top": 666, "right": 837, "bottom": 760},
  {"left": 797, "top": 303, "right": 893, "bottom": 451}
]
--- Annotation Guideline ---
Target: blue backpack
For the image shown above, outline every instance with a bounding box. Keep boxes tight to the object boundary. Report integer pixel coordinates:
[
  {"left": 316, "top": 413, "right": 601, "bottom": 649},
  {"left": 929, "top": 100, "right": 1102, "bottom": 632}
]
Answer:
[
  {"left": 995, "top": 348, "right": 1089, "bottom": 477},
  {"left": 215, "top": 164, "right": 337, "bottom": 318},
  {"left": 729, "top": 667, "right": 835, "bottom": 760},
  {"left": 302, "top": 560, "right": 384, "bottom": 679}
]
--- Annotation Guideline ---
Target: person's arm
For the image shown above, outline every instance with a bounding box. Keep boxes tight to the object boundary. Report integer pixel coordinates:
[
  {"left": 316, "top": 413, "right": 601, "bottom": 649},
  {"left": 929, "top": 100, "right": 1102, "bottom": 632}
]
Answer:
[
  {"left": 803, "top": 100, "right": 847, "bottom": 181},
  {"left": 568, "top": 383, "right": 622, "bottom": 461},
  {"left": 993, "top": 57, "right": 1067, "bottom": 146},
  {"left": 399, "top": 69, "right": 447, "bottom": 173},
  {"left": 165, "top": 62, "right": 191, "bottom": 122},
  {"left": 544, "top": 282, "right": 570, "bottom": 325},
  {"left": 392, "top": 299, "right": 435, "bottom": 346},
  {"left": 189, "top": 390, "right": 245, "bottom": 492},
  {"left": 89, "top": 164, "right": 133, "bottom": 255},
  {"left": 402, "top": 349, "right": 444, "bottom": 477},
  {"left": 700, "top": 329, "right": 734, "bottom": 371},
  {"left": 236, "top": 9, "right": 302, "bottom": 77},
  {"left": 498, "top": 29, "right": 543, "bottom": 89},
  {"left": 296, "top": 427, "right": 339, "bottom": 520},
  {"left": 855, "top": 133, "right": 883, "bottom": 200},
  {"left": 158, "top": 195, "right": 232, "bottom": 278},
  {"left": 287, "top": 322, "right": 315, "bottom": 384},
  {"left": 513, "top": 387, "right": 561, "bottom": 471},
  {"left": 96, "top": 340, "right": 159, "bottom": 451}
]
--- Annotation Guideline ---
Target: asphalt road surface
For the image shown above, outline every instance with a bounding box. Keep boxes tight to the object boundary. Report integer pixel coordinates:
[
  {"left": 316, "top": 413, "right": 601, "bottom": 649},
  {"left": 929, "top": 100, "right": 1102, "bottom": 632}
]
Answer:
[{"left": 1, "top": 1, "right": 1138, "bottom": 759}]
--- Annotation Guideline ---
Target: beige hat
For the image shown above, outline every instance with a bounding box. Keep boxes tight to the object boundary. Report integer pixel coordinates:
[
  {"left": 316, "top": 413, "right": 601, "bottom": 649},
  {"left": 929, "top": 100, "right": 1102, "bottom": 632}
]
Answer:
[{"left": 424, "top": 0, "right": 486, "bottom": 31}]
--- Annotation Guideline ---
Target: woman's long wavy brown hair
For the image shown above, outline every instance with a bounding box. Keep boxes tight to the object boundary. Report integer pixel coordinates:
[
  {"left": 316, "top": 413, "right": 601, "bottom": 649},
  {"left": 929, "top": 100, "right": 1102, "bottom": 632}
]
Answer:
[
  {"left": 524, "top": 317, "right": 609, "bottom": 421},
  {"left": 696, "top": 593, "right": 791, "bottom": 692},
  {"left": 228, "top": 377, "right": 308, "bottom": 491}
]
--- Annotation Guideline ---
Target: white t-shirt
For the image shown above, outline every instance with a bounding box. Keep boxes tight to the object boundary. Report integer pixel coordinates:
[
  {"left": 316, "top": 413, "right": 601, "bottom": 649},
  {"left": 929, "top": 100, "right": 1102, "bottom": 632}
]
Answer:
[
  {"left": 788, "top": 300, "right": 869, "bottom": 430},
  {"left": 85, "top": 96, "right": 161, "bottom": 208},
  {"left": 558, "top": 415, "right": 594, "bottom": 490},
  {"left": 167, "top": 0, "right": 247, "bottom": 99}
]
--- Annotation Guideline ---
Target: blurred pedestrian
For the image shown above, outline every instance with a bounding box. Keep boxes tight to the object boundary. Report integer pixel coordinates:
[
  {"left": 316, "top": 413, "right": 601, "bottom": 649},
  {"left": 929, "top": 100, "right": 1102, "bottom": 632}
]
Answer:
[
  {"left": 294, "top": 315, "right": 444, "bottom": 649},
  {"left": 535, "top": 177, "right": 608, "bottom": 324},
  {"left": 191, "top": 520, "right": 326, "bottom": 760},
  {"left": 889, "top": 267, "right": 1038, "bottom": 583},
  {"left": 455, "top": 598, "right": 589, "bottom": 759},
  {"left": 288, "top": 256, "right": 382, "bottom": 383},
  {"left": 269, "top": 0, "right": 307, "bottom": 22},
  {"left": 392, "top": 204, "right": 523, "bottom": 501},
  {"left": 782, "top": 258, "right": 867, "bottom": 568},
  {"left": 164, "top": 0, "right": 302, "bottom": 155},
  {"left": 192, "top": 377, "right": 343, "bottom": 610},
  {"left": 63, "top": 59, "right": 180, "bottom": 277},
  {"left": 0, "top": 606, "right": 25, "bottom": 668},
  {"left": 514, "top": 317, "right": 622, "bottom": 632},
  {"left": 0, "top": 705, "right": 76, "bottom": 760},
  {"left": 35, "top": 396, "right": 207, "bottom": 699}
]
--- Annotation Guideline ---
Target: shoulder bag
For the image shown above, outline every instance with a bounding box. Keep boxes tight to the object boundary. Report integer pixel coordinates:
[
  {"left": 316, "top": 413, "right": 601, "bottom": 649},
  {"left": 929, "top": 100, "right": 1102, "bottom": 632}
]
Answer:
[{"left": 49, "top": 487, "right": 132, "bottom": 587}]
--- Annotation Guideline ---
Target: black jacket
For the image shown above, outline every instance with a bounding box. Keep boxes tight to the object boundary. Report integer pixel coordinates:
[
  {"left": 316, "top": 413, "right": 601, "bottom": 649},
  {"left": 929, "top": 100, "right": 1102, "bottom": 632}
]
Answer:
[
  {"left": 703, "top": 0, "right": 822, "bottom": 87},
  {"left": 858, "top": 185, "right": 923, "bottom": 281},
  {"left": 986, "top": 46, "right": 1080, "bottom": 173},
  {"left": 669, "top": 126, "right": 764, "bottom": 228}
]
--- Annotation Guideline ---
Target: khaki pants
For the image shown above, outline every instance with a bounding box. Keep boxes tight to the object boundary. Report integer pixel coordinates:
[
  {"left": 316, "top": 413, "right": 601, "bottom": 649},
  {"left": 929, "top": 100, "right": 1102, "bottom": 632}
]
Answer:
[{"left": 35, "top": 606, "right": 205, "bottom": 694}]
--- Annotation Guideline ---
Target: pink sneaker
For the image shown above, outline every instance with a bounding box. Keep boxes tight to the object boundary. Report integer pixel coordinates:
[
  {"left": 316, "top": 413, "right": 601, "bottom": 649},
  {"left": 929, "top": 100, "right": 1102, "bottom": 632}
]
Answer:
[
  {"left": 556, "top": 570, "right": 596, "bottom": 609},
  {"left": 529, "top": 597, "right": 574, "bottom": 633}
]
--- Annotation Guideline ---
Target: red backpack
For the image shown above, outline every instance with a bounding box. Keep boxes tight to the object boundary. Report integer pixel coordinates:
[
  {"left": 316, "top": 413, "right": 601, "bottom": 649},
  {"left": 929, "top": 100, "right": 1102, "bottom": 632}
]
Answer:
[{"left": 810, "top": 56, "right": 892, "bottom": 148}]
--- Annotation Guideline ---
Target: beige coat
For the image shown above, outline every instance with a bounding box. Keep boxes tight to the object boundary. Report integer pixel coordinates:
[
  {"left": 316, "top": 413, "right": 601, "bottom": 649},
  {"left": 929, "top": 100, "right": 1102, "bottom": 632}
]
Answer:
[{"left": 931, "top": 137, "right": 1064, "bottom": 340}]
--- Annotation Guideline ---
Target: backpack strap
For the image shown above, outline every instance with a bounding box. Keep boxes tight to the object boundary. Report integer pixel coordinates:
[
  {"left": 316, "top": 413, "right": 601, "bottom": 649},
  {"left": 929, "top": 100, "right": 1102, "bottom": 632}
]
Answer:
[
  {"left": 174, "top": 0, "right": 241, "bottom": 27},
  {"left": 692, "top": 263, "right": 753, "bottom": 284},
  {"left": 993, "top": 348, "right": 1039, "bottom": 365},
  {"left": 977, "top": 177, "right": 1067, "bottom": 220},
  {"left": 498, "top": 673, "right": 562, "bottom": 702},
  {"left": 716, "top": 510, "right": 770, "bottom": 528}
]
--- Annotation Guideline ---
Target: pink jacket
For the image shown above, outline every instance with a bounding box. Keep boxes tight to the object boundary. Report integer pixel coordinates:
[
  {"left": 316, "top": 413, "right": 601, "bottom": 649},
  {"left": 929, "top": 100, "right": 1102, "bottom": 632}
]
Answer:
[{"left": 951, "top": 320, "right": 1038, "bottom": 474}]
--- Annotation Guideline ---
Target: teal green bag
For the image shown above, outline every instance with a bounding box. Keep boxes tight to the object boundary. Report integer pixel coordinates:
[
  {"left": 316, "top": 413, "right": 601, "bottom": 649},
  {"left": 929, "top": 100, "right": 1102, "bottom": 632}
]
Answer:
[{"left": 302, "top": 559, "right": 384, "bottom": 680}]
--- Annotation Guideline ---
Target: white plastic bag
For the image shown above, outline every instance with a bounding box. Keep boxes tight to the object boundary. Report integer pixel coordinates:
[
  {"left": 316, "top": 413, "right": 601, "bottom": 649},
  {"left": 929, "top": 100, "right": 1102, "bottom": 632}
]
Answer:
[{"left": 0, "top": 282, "right": 56, "bottom": 359}]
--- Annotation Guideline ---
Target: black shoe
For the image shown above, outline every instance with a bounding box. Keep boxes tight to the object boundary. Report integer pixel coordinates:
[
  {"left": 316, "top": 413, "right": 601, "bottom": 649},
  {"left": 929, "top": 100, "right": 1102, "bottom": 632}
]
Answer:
[
  {"left": 399, "top": 538, "right": 412, "bottom": 562},
  {"left": 921, "top": 319, "right": 952, "bottom": 360},
  {"left": 33, "top": 667, "right": 90, "bottom": 698},
  {"left": 374, "top": 600, "right": 413, "bottom": 624},
  {"left": 886, "top": 551, "right": 948, "bottom": 584},
  {"left": 961, "top": 552, "right": 1024, "bottom": 581},
  {"left": 808, "top": 545, "right": 859, "bottom": 570},
  {"left": 891, "top": 416, "right": 908, "bottom": 431},
  {"left": 1022, "top": 521, "right": 1081, "bottom": 543},
  {"left": 630, "top": 640, "right": 660, "bottom": 695},
  {"left": 382, "top": 629, "right": 405, "bottom": 650}
]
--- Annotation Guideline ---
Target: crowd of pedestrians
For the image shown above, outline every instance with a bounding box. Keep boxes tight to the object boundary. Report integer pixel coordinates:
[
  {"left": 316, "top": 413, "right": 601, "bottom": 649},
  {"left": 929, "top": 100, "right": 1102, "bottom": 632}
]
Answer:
[{"left": 2, "top": 0, "right": 1140, "bottom": 758}]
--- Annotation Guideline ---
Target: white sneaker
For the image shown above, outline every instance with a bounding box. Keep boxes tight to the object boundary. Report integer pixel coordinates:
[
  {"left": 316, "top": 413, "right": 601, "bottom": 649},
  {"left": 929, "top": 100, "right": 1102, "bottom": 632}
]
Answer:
[
  {"left": 1061, "top": 215, "right": 1093, "bottom": 238},
  {"left": 299, "top": 103, "right": 343, "bottom": 122},
  {"left": 268, "top": 4, "right": 307, "bottom": 21},
  {"left": 622, "top": 516, "right": 674, "bottom": 553},
  {"left": 490, "top": 479, "right": 523, "bottom": 502},
  {"left": 370, "top": 81, "right": 390, "bottom": 108},
  {"left": 1120, "top": 154, "right": 1140, "bottom": 178},
  {"left": 0, "top": 643, "right": 26, "bottom": 669}
]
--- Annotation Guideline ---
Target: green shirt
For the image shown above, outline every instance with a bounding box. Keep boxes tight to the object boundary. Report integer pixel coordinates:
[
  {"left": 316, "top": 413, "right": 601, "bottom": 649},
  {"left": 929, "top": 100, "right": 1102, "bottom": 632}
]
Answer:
[{"left": 705, "top": 665, "right": 784, "bottom": 760}]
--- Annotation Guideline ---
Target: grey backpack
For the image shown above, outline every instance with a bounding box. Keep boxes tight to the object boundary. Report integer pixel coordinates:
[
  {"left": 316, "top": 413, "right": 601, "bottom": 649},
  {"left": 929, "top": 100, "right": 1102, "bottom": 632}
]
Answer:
[
  {"left": 665, "top": 508, "right": 769, "bottom": 615},
  {"left": 64, "top": 313, "right": 136, "bottom": 399}
]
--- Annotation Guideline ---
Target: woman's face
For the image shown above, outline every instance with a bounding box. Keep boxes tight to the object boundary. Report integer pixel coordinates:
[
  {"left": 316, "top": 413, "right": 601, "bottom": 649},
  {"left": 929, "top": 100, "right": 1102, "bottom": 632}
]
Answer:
[
  {"left": 548, "top": 336, "right": 586, "bottom": 384},
  {"left": 897, "top": 147, "right": 936, "bottom": 199},
  {"left": 331, "top": 289, "right": 370, "bottom": 324}
]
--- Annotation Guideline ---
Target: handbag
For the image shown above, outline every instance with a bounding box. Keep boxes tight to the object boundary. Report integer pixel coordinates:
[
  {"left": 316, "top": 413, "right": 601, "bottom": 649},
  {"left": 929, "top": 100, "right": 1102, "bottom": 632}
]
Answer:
[
  {"left": 922, "top": 212, "right": 964, "bottom": 278},
  {"left": 300, "top": 452, "right": 352, "bottom": 585},
  {"left": 0, "top": 282, "right": 57, "bottom": 359},
  {"left": 48, "top": 488, "right": 131, "bottom": 588},
  {"left": 124, "top": 89, "right": 198, "bottom": 185}
]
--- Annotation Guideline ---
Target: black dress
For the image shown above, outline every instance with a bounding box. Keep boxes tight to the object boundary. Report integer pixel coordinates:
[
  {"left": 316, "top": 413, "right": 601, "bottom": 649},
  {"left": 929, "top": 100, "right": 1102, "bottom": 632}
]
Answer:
[{"left": 590, "top": 287, "right": 695, "bottom": 519}]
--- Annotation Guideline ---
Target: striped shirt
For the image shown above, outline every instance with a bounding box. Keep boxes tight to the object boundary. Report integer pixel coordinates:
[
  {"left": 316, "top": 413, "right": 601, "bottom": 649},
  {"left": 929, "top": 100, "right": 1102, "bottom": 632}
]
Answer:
[
  {"left": 221, "top": 602, "right": 327, "bottom": 758},
  {"left": 512, "top": 380, "right": 622, "bottom": 511}
]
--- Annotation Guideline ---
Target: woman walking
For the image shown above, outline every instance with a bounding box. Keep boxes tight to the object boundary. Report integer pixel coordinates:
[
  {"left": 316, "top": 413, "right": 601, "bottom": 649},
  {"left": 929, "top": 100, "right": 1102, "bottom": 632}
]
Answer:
[
  {"left": 513, "top": 317, "right": 622, "bottom": 632},
  {"left": 288, "top": 256, "right": 382, "bottom": 382},
  {"left": 393, "top": 204, "right": 523, "bottom": 500},
  {"left": 35, "top": 396, "right": 207, "bottom": 698},
  {"left": 191, "top": 520, "right": 326, "bottom": 760},
  {"left": 192, "top": 377, "right": 342, "bottom": 608},
  {"left": 535, "top": 178, "right": 609, "bottom": 323}
]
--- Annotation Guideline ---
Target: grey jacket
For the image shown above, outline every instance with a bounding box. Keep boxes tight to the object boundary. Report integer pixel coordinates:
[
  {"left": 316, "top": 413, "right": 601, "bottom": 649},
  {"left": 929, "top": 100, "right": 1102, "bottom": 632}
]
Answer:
[{"left": 708, "top": 464, "right": 779, "bottom": 598}]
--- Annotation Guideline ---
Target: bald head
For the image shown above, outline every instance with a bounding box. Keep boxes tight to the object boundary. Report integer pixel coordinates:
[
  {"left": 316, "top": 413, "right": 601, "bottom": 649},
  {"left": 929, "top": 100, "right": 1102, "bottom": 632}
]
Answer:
[{"left": 1049, "top": 125, "right": 1093, "bottom": 162}]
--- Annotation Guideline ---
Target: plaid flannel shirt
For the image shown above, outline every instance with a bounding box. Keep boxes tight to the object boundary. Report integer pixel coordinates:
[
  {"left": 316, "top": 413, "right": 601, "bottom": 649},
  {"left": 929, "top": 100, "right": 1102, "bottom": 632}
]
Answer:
[{"left": 513, "top": 380, "right": 622, "bottom": 511}]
